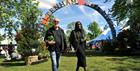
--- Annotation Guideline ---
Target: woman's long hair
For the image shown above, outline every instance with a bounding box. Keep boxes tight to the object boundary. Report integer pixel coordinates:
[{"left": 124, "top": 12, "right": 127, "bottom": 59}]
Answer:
[{"left": 74, "top": 21, "right": 85, "bottom": 34}]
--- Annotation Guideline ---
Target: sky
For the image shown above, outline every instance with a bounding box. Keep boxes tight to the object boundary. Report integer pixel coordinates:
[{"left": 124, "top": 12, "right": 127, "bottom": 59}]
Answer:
[
  {"left": 38, "top": 0, "right": 116, "bottom": 31},
  {"left": 1, "top": 0, "right": 116, "bottom": 44}
]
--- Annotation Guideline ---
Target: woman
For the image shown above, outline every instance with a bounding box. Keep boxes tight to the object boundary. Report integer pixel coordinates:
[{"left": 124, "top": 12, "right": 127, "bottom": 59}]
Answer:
[{"left": 69, "top": 21, "right": 87, "bottom": 71}]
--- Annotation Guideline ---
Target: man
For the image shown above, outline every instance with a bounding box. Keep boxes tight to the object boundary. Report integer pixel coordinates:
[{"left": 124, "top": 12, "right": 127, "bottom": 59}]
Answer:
[{"left": 44, "top": 18, "right": 67, "bottom": 71}]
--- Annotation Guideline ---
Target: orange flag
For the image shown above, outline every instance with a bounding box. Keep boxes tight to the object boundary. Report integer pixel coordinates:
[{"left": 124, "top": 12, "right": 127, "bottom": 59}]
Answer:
[
  {"left": 78, "top": 0, "right": 85, "bottom": 5},
  {"left": 41, "top": 15, "right": 50, "bottom": 27}
]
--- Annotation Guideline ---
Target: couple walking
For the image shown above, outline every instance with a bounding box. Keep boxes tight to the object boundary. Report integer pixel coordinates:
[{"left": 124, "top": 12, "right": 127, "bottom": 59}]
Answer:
[{"left": 44, "top": 18, "right": 87, "bottom": 71}]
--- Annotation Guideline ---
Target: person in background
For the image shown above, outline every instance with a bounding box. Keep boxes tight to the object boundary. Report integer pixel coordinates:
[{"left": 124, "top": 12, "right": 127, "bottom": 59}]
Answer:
[
  {"left": 3, "top": 45, "right": 11, "bottom": 61},
  {"left": 8, "top": 42, "right": 14, "bottom": 58}
]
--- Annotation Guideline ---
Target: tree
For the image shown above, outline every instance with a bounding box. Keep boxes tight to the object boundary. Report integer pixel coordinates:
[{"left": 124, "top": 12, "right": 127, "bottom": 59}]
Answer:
[
  {"left": 112, "top": 0, "right": 140, "bottom": 33},
  {"left": 0, "top": 0, "right": 42, "bottom": 57},
  {"left": 0, "top": 0, "right": 42, "bottom": 39},
  {"left": 66, "top": 22, "right": 75, "bottom": 37},
  {"left": 112, "top": 0, "right": 140, "bottom": 51},
  {"left": 0, "top": 0, "right": 16, "bottom": 40},
  {"left": 87, "top": 21, "right": 102, "bottom": 40},
  {"left": 112, "top": 0, "right": 140, "bottom": 20}
]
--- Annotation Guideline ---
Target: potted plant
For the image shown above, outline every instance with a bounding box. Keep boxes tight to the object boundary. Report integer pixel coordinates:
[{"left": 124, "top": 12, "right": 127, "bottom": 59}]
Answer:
[{"left": 38, "top": 41, "right": 49, "bottom": 60}]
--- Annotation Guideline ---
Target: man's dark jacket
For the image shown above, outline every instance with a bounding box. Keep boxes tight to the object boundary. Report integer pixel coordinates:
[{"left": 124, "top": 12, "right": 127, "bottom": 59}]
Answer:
[{"left": 44, "top": 27, "right": 67, "bottom": 52}]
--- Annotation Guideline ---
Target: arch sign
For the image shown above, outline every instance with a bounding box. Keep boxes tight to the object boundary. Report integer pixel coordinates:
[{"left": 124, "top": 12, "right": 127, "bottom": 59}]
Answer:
[{"left": 41, "top": 0, "right": 116, "bottom": 39}]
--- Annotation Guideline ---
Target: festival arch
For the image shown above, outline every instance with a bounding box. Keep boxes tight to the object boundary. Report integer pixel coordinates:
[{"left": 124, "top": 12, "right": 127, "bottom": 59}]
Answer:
[{"left": 41, "top": 0, "right": 116, "bottom": 39}]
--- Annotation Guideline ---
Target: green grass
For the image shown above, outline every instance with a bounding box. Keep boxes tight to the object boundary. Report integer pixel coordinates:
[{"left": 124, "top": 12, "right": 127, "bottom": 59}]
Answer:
[{"left": 0, "top": 55, "right": 140, "bottom": 71}]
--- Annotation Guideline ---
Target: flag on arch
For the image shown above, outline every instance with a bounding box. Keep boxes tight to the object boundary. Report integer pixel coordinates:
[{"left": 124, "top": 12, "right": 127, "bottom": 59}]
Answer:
[
  {"left": 41, "top": 15, "right": 50, "bottom": 28},
  {"left": 41, "top": 15, "right": 56, "bottom": 30},
  {"left": 78, "top": 0, "right": 85, "bottom": 5}
]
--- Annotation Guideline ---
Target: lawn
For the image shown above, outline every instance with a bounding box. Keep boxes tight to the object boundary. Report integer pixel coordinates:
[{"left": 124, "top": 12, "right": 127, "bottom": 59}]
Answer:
[{"left": 0, "top": 55, "right": 140, "bottom": 71}]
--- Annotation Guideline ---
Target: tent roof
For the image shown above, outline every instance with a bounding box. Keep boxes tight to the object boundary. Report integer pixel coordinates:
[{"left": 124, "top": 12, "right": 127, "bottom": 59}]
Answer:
[{"left": 88, "top": 25, "right": 121, "bottom": 44}]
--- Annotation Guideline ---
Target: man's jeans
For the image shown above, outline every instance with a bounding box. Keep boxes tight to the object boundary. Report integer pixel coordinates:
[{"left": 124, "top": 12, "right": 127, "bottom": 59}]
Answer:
[{"left": 50, "top": 51, "right": 61, "bottom": 71}]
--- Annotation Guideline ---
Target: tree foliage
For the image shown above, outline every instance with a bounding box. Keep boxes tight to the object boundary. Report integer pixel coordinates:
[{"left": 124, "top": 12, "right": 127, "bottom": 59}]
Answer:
[
  {"left": 0, "top": 0, "right": 42, "bottom": 39},
  {"left": 66, "top": 22, "right": 75, "bottom": 36},
  {"left": 87, "top": 21, "right": 102, "bottom": 40},
  {"left": 0, "top": 0, "right": 42, "bottom": 57},
  {"left": 112, "top": 0, "right": 140, "bottom": 32},
  {"left": 112, "top": 0, "right": 140, "bottom": 20},
  {"left": 112, "top": 0, "right": 140, "bottom": 51}
]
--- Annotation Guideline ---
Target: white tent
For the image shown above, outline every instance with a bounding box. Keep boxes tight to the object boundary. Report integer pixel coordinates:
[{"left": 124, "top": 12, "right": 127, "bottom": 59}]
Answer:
[
  {"left": 0, "top": 38, "right": 10, "bottom": 44},
  {"left": 0, "top": 38, "right": 16, "bottom": 44}
]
